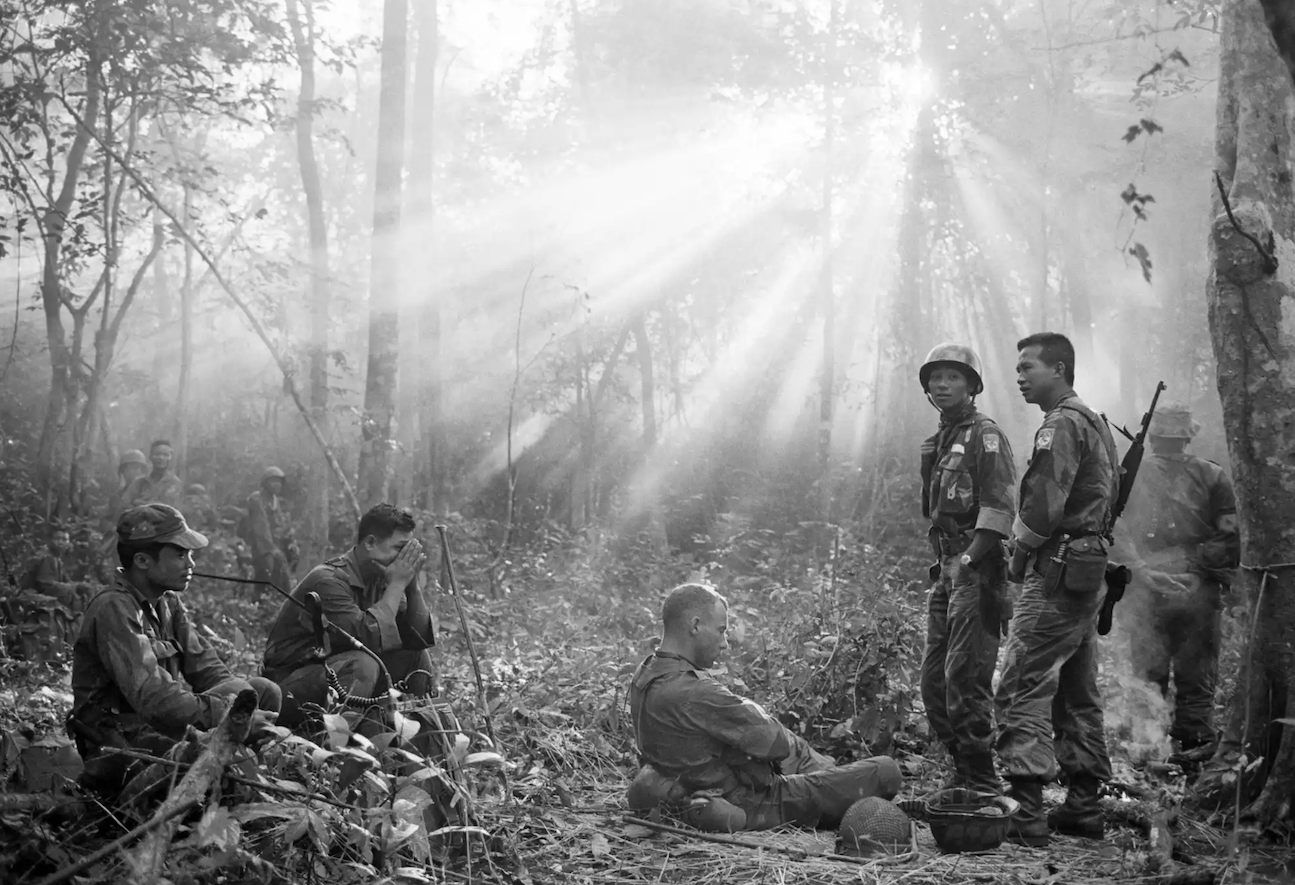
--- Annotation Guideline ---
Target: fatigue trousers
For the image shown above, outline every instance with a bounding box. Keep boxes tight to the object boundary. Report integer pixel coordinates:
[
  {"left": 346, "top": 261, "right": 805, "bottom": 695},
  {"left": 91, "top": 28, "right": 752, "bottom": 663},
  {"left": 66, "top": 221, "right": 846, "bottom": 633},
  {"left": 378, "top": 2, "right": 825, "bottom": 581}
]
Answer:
[
  {"left": 727, "top": 736, "right": 903, "bottom": 830},
  {"left": 995, "top": 573, "right": 1111, "bottom": 783},
  {"left": 921, "top": 553, "right": 1000, "bottom": 757},
  {"left": 74, "top": 676, "right": 282, "bottom": 795},
  {"left": 1121, "top": 584, "right": 1221, "bottom": 747},
  {"left": 269, "top": 648, "right": 436, "bottom": 729}
]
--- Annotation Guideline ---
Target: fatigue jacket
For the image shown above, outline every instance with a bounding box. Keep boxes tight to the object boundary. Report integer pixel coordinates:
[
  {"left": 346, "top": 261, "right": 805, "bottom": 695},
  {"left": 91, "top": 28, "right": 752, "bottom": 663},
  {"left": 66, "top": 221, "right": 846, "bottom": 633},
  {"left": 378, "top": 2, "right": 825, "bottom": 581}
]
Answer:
[
  {"left": 262, "top": 549, "right": 433, "bottom": 674},
  {"left": 1120, "top": 453, "right": 1239, "bottom": 580},
  {"left": 629, "top": 651, "right": 793, "bottom": 793},
  {"left": 246, "top": 489, "right": 294, "bottom": 557},
  {"left": 24, "top": 551, "right": 79, "bottom": 604},
  {"left": 71, "top": 572, "right": 236, "bottom": 735},
  {"left": 1013, "top": 393, "right": 1120, "bottom": 551},
  {"left": 921, "top": 403, "right": 1017, "bottom": 540},
  {"left": 121, "top": 470, "right": 184, "bottom": 509}
]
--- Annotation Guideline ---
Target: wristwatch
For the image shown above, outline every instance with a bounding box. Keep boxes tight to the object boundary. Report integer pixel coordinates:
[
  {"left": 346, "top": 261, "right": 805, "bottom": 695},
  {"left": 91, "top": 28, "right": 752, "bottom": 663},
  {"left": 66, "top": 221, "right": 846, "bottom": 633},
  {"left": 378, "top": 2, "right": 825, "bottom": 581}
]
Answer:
[{"left": 960, "top": 553, "right": 974, "bottom": 567}]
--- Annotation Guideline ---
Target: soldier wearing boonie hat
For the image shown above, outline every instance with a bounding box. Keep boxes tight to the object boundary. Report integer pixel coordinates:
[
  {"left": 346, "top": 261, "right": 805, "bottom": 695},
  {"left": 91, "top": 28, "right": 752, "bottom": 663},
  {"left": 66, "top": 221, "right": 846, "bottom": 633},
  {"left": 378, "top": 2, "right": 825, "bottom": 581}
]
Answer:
[
  {"left": 67, "top": 503, "right": 282, "bottom": 796},
  {"left": 1113, "top": 402, "right": 1238, "bottom": 760}
]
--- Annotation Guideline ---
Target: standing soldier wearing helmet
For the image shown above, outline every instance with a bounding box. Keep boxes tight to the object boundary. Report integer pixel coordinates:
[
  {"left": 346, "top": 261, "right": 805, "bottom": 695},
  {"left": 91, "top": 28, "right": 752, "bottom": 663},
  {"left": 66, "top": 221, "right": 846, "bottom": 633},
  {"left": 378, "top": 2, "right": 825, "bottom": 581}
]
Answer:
[
  {"left": 1000, "top": 332, "right": 1119, "bottom": 845},
  {"left": 245, "top": 467, "right": 299, "bottom": 592},
  {"left": 1114, "top": 403, "right": 1238, "bottom": 761},
  {"left": 95, "top": 449, "right": 151, "bottom": 579},
  {"left": 918, "top": 343, "right": 1017, "bottom": 796}
]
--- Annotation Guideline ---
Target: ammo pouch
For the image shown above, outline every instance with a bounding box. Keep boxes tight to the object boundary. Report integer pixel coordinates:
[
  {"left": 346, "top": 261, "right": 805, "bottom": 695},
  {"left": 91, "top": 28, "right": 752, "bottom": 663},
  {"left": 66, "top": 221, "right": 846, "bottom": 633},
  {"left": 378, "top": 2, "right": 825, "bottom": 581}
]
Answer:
[{"left": 1042, "top": 535, "right": 1107, "bottom": 595}]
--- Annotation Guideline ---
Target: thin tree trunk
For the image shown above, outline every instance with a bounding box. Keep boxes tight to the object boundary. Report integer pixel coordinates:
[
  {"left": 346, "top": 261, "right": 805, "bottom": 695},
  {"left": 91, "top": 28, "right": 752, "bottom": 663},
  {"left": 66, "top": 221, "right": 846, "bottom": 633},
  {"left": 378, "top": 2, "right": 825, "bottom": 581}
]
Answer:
[
  {"left": 631, "top": 314, "right": 667, "bottom": 552},
  {"left": 409, "top": 0, "right": 443, "bottom": 514},
  {"left": 357, "top": 0, "right": 409, "bottom": 506},
  {"left": 1198, "top": 0, "right": 1295, "bottom": 827},
  {"left": 37, "top": 50, "right": 101, "bottom": 516},
  {"left": 174, "top": 183, "right": 194, "bottom": 472},
  {"left": 818, "top": 0, "right": 838, "bottom": 521}
]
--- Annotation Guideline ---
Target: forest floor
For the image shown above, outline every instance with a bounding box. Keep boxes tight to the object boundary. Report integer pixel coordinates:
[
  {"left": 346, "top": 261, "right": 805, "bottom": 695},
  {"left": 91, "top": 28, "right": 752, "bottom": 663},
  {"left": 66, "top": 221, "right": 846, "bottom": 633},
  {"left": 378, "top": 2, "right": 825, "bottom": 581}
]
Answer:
[{"left": 0, "top": 522, "right": 1292, "bottom": 884}]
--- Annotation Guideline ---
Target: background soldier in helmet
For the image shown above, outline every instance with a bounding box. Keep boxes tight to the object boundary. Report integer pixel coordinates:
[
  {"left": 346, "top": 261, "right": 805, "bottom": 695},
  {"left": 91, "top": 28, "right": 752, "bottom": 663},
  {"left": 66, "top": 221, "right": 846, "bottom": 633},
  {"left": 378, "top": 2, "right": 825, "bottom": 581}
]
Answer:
[
  {"left": 244, "top": 466, "right": 299, "bottom": 593},
  {"left": 121, "top": 440, "right": 185, "bottom": 510},
  {"left": 1113, "top": 403, "right": 1239, "bottom": 761},
  {"left": 95, "top": 449, "right": 151, "bottom": 579},
  {"left": 917, "top": 343, "right": 1017, "bottom": 795}
]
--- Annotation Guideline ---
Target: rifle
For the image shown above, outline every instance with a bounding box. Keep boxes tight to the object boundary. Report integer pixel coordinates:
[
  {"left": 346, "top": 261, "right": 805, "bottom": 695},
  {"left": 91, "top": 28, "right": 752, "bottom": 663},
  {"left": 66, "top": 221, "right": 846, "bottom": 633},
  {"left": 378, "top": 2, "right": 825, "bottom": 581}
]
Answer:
[{"left": 1098, "top": 380, "right": 1166, "bottom": 635}]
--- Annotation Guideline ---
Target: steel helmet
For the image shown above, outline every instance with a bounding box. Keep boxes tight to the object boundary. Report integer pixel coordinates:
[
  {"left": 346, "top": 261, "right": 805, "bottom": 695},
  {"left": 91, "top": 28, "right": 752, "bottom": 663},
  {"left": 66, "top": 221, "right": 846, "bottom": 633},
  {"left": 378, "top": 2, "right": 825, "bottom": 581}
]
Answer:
[
  {"left": 919, "top": 343, "right": 984, "bottom": 396},
  {"left": 119, "top": 449, "right": 148, "bottom": 469},
  {"left": 262, "top": 466, "right": 286, "bottom": 482}
]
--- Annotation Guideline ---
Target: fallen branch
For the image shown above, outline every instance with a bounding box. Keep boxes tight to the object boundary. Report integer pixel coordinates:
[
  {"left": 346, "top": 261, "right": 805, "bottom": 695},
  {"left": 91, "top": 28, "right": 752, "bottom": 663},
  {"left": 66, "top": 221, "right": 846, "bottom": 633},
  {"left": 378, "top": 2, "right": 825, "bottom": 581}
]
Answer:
[
  {"left": 624, "top": 815, "right": 916, "bottom": 867},
  {"left": 1100, "top": 796, "right": 1216, "bottom": 885},
  {"left": 32, "top": 799, "right": 199, "bottom": 885},
  {"left": 124, "top": 689, "right": 258, "bottom": 885}
]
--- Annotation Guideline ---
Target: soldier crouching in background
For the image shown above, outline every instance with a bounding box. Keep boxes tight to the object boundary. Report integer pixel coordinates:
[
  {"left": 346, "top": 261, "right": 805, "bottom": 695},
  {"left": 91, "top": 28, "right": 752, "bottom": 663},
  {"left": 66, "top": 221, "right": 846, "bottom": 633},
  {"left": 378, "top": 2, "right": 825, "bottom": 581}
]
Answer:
[
  {"left": 626, "top": 583, "right": 902, "bottom": 832},
  {"left": 67, "top": 504, "right": 281, "bottom": 796}
]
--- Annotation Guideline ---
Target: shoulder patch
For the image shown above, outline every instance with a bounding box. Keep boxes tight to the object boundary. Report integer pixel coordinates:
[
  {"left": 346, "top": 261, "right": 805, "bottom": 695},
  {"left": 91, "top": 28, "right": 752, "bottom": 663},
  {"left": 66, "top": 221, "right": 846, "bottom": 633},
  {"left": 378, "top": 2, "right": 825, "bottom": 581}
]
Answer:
[
  {"left": 983, "top": 434, "right": 1000, "bottom": 453},
  {"left": 1035, "top": 428, "right": 1054, "bottom": 450}
]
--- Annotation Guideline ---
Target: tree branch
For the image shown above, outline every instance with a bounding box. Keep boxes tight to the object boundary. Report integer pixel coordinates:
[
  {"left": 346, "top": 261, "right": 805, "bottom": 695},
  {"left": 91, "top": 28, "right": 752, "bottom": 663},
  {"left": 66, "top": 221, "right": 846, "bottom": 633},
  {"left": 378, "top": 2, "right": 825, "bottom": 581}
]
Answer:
[
  {"left": 1214, "top": 171, "right": 1279, "bottom": 274},
  {"left": 54, "top": 93, "right": 362, "bottom": 521}
]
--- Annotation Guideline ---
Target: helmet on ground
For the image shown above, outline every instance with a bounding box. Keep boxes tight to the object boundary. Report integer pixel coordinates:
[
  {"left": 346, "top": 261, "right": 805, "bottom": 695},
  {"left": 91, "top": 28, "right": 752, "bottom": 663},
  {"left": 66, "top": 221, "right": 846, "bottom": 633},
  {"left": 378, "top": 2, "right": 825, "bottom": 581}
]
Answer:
[
  {"left": 919, "top": 343, "right": 984, "bottom": 396},
  {"left": 836, "top": 796, "right": 913, "bottom": 857},
  {"left": 119, "top": 449, "right": 148, "bottom": 468},
  {"left": 261, "top": 466, "right": 286, "bottom": 482}
]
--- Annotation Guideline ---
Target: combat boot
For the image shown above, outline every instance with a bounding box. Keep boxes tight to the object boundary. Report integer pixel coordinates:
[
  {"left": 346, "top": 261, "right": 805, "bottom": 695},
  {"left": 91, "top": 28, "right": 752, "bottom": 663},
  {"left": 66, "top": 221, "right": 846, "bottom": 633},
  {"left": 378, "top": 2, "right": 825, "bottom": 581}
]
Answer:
[
  {"left": 960, "top": 751, "right": 1002, "bottom": 796},
  {"left": 1005, "top": 778, "right": 1049, "bottom": 847},
  {"left": 1047, "top": 774, "right": 1104, "bottom": 839}
]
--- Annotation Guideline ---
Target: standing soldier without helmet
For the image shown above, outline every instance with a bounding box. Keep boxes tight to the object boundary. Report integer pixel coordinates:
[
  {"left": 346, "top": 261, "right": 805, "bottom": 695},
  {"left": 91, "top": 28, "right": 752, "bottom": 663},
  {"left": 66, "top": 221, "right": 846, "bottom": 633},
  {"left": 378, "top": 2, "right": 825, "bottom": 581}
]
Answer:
[
  {"left": 96, "top": 449, "right": 150, "bottom": 578},
  {"left": 1114, "top": 403, "right": 1239, "bottom": 761},
  {"left": 1000, "top": 332, "right": 1120, "bottom": 845},
  {"left": 245, "top": 467, "right": 299, "bottom": 593},
  {"left": 917, "top": 343, "right": 1017, "bottom": 795}
]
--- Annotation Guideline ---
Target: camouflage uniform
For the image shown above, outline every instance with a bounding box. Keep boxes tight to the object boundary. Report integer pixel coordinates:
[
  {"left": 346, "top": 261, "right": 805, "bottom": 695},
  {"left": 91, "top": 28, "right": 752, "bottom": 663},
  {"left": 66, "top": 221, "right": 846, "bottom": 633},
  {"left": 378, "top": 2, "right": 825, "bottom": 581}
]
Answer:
[
  {"left": 997, "top": 392, "right": 1118, "bottom": 786},
  {"left": 24, "top": 548, "right": 90, "bottom": 608},
  {"left": 69, "top": 505, "right": 281, "bottom": 792},
  {"left": 246, "top": 480, "right": 298, "bottom": 594},
  {"left": 1116, "top": 406, "right": 1238, "bottom": 748},
  {"left": 629, "top": 651, "right": 902, "bottom": 830},
  {"left": 919, "top": 401, "right": 1016, "bottom": 776},
  {"left": 262, "top": 549, "right": 436, "bottom": 728}
]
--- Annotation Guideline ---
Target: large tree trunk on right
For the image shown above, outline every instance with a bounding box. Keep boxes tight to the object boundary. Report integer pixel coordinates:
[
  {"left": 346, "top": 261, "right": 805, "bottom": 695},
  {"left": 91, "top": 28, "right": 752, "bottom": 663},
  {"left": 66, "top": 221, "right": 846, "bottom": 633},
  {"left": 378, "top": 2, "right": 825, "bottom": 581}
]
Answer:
[
  {"left": 357, "top": 0, "right": 408, "bottom": 506},
  {"left": 1199, "top": 0, "right": 1295, "bottom": 827}
]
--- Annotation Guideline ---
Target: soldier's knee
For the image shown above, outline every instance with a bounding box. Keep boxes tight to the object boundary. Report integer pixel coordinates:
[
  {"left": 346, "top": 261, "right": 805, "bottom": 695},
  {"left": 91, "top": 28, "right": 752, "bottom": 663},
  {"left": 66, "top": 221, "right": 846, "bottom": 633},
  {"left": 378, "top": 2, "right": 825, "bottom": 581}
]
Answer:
[
  {"left": 248, "top": 676, "right": 283, "bottom": 714},
  {"left": 330, "top": 650, "right": 382, "bottom": 698},
  {"left": 873, "top": 756, "right": 903, "bottom": 798}
]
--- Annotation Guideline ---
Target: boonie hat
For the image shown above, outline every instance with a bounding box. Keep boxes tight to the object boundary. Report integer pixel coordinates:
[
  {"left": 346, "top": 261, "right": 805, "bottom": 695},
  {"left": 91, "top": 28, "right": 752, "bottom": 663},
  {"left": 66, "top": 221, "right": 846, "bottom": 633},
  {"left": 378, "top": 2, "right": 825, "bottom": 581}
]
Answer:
[
  {"left": 116, "top": 504, "right": 208, "bottom": 549},
  {"left": 1149, "top": 402, "right": 1200, "bottom": 439}
]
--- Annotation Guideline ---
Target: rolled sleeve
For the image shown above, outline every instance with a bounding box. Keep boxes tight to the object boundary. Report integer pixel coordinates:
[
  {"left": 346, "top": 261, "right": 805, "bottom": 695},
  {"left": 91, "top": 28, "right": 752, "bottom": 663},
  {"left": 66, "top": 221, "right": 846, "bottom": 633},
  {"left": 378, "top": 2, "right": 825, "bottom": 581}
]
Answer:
[
  {"left": 976, "top": 507, "right": 1014, "bottom": 537},
  {"left": 1012, "top": 514, "right": 1052, "bottom": 549}
]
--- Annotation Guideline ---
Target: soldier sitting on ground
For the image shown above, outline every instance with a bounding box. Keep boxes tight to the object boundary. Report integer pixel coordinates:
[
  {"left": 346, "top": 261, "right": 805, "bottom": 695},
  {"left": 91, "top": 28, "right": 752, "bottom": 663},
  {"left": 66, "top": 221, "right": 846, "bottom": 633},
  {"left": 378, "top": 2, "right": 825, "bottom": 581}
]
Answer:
[
  {"left": 24, "top": 524, "right": 94, "bottom": 609},
  {"left": 627, "top": 583, "right": 903, "bottom": 832},
  {"left": 67, "top": 504, "right": 282, "bottom": 795},
  {"left": 261, "top": 503, "right": 436, "bottom": 729}
]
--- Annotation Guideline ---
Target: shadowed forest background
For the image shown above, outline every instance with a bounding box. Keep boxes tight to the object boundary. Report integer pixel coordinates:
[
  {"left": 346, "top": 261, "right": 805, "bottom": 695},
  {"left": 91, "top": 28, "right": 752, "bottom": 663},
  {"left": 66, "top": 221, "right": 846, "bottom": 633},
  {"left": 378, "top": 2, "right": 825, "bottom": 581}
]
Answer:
[{"left": 3, "top": 0, "right": 1295, "bottom": 881}]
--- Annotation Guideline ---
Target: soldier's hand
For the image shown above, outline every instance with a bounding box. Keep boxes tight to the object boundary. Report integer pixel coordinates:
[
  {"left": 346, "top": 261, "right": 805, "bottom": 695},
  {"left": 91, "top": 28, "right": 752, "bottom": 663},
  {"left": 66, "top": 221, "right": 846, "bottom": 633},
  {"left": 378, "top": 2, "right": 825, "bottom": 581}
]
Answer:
[
  {"left": 384, "top": 539, "right": 427, "bottom": 590},
  {"left": 247, "top": 709, "right": 284, "bottom": 750},
  {"left": 1006, "top": 547, "right": 1029, "bottom": 584}
]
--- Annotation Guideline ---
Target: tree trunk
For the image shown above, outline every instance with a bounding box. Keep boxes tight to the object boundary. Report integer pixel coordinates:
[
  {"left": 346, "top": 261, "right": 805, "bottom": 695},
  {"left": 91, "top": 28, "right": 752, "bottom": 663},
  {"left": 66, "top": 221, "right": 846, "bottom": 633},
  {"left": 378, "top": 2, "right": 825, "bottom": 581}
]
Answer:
[
  {"left": 357, "top": 0, "right": 409, "bottom": 507},
  {"left": 409, "top": 0, "right": 444, "bottom": 514},
  {"left": 36, "top": 51, "right": 101, "bottom": 516},
  {"left": 631, "top": 314, "right": 668, "bottom": 552},
  {"left": 1199, "top": 0, "right": 1295, "bottom": 826},
  {"left": 818, "top": 0, "right": 838, "bottom": 522},
  {"left": 174, "top": 183, "right": 194, "bottom": 473}
]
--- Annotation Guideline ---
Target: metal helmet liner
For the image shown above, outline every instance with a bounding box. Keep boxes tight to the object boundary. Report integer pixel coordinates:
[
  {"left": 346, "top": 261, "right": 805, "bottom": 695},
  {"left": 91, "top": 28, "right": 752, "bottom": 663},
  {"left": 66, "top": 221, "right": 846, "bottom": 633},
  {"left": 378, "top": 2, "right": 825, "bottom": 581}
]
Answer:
[
  {"left": 119, "top": 449, "right": 148, "bottom": 468},
  {"left": 919, "top": 343, "right": 984, "bottom": 396}
]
